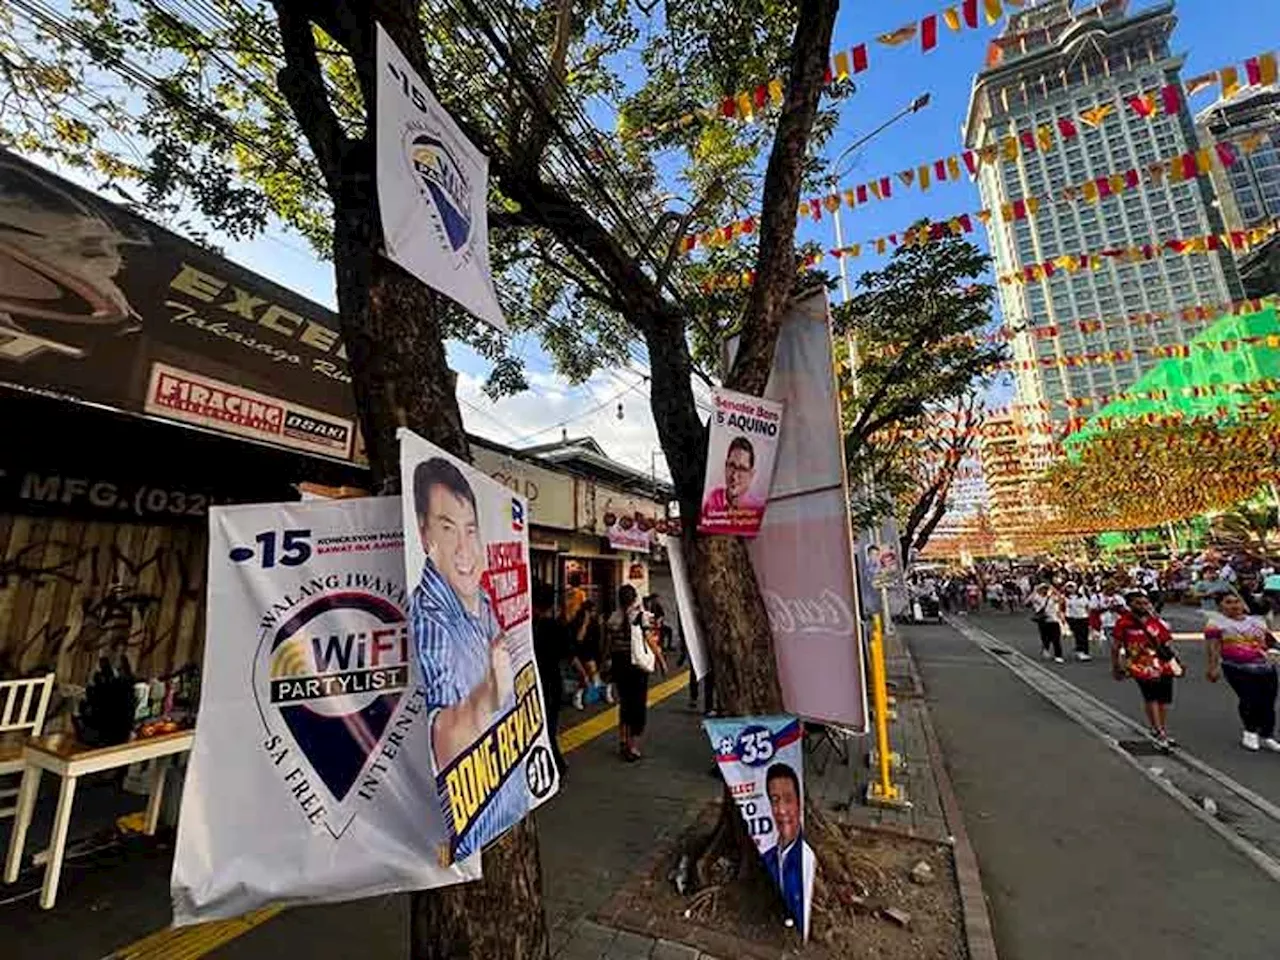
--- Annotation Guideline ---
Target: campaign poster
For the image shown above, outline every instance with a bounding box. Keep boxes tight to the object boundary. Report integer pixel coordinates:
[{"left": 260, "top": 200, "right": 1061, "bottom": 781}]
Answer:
[
  {"left": 698, "top": 387, "right": 784, "bottom": 537},
  {"left": 172, "top": 496, "right": 479, "bottom": 926},
  {"left": 398, "top": 427, "right": 559, "bottom": 863},
  {"left": 375, "top": 25, "right": 506, "bottom": 331},
  {"left": 704, "top": 715, "right": 816, "bottom": 939}
]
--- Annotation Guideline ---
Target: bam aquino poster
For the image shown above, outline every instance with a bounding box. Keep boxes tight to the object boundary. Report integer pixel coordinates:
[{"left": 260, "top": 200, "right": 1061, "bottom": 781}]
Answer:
[
  {"left": 398, "top": 427, "right": 560, "bottom": 863},
  {"left": 698, "top": 387, "right": 783, "bottom": 538},
  {"left": 704, "top": 715, "right": 815, "bottom": 939}
]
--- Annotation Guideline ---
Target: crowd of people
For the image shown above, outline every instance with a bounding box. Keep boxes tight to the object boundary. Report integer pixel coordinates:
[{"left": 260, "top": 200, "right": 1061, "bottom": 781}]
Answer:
[{"left": 910, "top": 548, "right": 1280, "bottom": 753}]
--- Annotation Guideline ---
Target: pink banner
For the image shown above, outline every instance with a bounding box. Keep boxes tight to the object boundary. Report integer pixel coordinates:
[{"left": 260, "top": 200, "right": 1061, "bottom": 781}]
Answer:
[
  {"left": 698, "top": 387, "right": 784, "bottom": 537},
  {"left": 747, "top": 291, "right": 867, "bottom": 731}
]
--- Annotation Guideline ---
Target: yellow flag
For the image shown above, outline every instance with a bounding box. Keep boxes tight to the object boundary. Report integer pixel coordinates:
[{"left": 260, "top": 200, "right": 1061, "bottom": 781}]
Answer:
[
  {"left": 1079, "top": 103, "right": 1114, "bottom": 127},
  {"left": 848, "top": 243, "right": 861, "bottom": 258},
  {"left": 979, "top": 144, "right": 999, "bottom": 164},
  {"left": 877, "top": 24, "right": 918, "bottom": 46},
  {"left": 875, "top": 237, "right": 886, "bottom": 254},
  {"left": 1196, "top": 148, "right": 1212, "bottom": 174},
  {"left": 736, "top": 93, "right": 754, "bottom": 119},
  {"left": 1241, "top": 132, "right": 1267, "bottom": 154},
  {"left": 918, "top": 164, "right": 932, "bottom": 191},
  {"left": 834, "top": 51, "right": 851, "bottom": 80},
  {"left": 824, "top": 194, "right": 841, "bottom": 212},
  {"left": 1258, "top": 52, "right": 1278, "bottom": 87},
  {"left": 984, "top": 0, "right": 1003, "bottom": 25},
  {"left": 1109, "top": 174, "right": 1125, "bottom": 193},
  {"left": 944, "top": 7, "right": 962, "bottom": 30},
  {"left": 869, "top": 181, "right": 882, "bottom": 200},
  {"left": 1083, "top": 181, "right": 1099, "bottom": 203},
  {"left": 768, "top": 78, "right": 784, "bottom": 105},
  {"left": 1001, "top": 203, "right": 1015, "bottom": 221},
  {"left": 843, "top": 189, "right": 857, "bottom": 208},
  {"left": 1026, "top": 197, "right": 1040, "bottom": 216},
  {"left": 1001, "top": 136, "right": 1018, "bottom": 161},
  {"left": 1220, "top": 65, "right": 1240, "bottom": 98},
  {"left": 1036, "top": 125, "right": 1054, "bottom": 151},
  {"left": 947, "top": 155, "right": 962, "bottom": 179},
  {"left": 977, "top": 209, "right": 992, "bottom": 224}
]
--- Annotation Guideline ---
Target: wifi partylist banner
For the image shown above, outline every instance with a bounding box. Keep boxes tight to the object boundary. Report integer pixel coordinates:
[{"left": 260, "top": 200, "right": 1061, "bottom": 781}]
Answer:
[
  {"left": 398, "top": 427, "right": 560, "bottom": 863},
  {"left": 172, "top": 496, "right": 479, "bottom": 926},
  {"left": 704, "top": 715, "right": 815, "bottom": 939},
  {"left": 747, "top": 290, "right": 867, "bottom": 732}
]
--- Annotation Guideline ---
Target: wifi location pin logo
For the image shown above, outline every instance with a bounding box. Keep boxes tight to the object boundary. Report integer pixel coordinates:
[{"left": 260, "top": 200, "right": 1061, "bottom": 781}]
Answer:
[{"left": 254, "top": 584, "right": 413, "bottom": 834}]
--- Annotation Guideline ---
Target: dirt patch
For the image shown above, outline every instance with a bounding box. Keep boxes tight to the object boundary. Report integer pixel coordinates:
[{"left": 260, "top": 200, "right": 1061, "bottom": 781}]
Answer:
[{"left": 598, "top": 806, "right": 966, "bottom": 960}]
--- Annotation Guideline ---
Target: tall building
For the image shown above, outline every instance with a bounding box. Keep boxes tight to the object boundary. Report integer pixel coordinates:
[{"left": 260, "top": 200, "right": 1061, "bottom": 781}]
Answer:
[
  {"left": 964, "top": 0, "right": 1244, "bottom": 432},
  {"left": 1195, "top": 83, "right": 1280, "bottom": 231}
]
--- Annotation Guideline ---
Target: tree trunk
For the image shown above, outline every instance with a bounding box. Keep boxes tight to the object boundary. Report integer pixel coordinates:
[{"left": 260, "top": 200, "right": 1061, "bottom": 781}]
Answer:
[{"left": 271, "top": 2, "right": 551, "bottom": 956}]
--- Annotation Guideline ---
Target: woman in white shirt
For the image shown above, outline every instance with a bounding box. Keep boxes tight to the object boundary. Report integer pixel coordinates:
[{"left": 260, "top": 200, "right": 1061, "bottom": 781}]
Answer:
[{"left": 1063, "top": 582, "right": 1093, "bottom": 661}]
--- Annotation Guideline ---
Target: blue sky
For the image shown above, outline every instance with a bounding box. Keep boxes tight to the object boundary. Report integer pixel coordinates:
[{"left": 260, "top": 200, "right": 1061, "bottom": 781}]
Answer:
[{"left": 65, "top": 0, "right": 1269, "bottom": 476}]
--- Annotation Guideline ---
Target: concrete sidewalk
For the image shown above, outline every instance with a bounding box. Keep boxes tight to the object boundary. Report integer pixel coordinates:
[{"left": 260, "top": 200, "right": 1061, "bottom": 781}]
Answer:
[{"left": 906, "top": 619, "right": 1280, "bottom": 959}]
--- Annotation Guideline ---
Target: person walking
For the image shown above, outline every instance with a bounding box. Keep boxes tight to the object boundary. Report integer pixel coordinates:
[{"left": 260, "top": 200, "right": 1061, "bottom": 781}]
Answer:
[
  {"left": 1205, "top": 591, "right": 1280, "bottom": 752},
  {"left": 606, "top": 584, "right": 665, "bottom": 762},
  {"left": 568, "top": 599, "right": 610, "bottom": 710},
  {"left": 1029, "top": 582, "right": 1065, "bottom": 663},
  {"left": 1063, "top": 582, "right": 1093, "bottom": 661},
  {"left": 1111, "top": 590, "right": 1181, "bottom": 749}
]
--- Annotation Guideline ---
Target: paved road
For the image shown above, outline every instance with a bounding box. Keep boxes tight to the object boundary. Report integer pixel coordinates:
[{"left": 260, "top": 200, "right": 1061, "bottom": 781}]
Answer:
[
  {"left": 962, "top": 608, "right": 1280, "bottom": 808},
  {"left": 907, "top": 619, "right": 1280, "bottom": 960}
]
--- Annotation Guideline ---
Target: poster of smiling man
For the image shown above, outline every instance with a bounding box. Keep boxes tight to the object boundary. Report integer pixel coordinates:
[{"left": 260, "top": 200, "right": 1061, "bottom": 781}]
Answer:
[
  {"left": 704, "top": 715, "right": 815, "bottom": 939},
  {"left": 697, "top": 387, "right": 784, "bottom": 538},
  {"left": 398, "top": 428, "right": 559, "bottom": 863}
]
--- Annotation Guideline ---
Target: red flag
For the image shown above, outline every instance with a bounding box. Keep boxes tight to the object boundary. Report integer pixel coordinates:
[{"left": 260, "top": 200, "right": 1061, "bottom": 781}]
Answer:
[
  {"left": 1126, "top": 95, "right": 1156, "bottom": 118},
  {"left": 721, "top": 96, "right": 736, "bottom": 118},
  {"left": 1216, "top": 142, "right": 1238, "bottom": 168},
  {"left": 1206, "top": 234, "right": 1221, "bottom": 250},
  {"left": 1057, "top": 117, "right": 1078, "bottom": 138},
  {"left": 851, "top": 43, "right": 869, "bottom": 73},
  {"left": 1125, "top": 168, "right": 1140, "bottom": 189},
  {"left": 934, "top": 158, "right": 948, "bottom": 181},
  {"left": 753, "top": 85, "right": 768, "bottom": 109},
  {"left": 1012, "top": 198, "right": 1027, "bottom": 219},
  {"left": 958, "top": 214, "right": 973, "bottom": 232},
  {"left": 922, "top": 13, "right": 938, "bottom": 51},
  {"left": 809, "top": 199, "right": 822, "bottom": 220},
  {"left": 1096, "top": 176, "right": 1112, "bottom": 198},
  {"left": 879, "top": 176, "right": 892, "bottom": 198},
  {"left": 823, "top": 64, "right": 834, "bottom": 85},
  {"left": 963, "top": 150, "right": 978, "bottom": 175},
  {"left": 856, "top": 183, "right": 868, "bottom": 204},
  {"left": 964, "top": 0, "right": 978, "bottom": 28},
  {"left": 1020, "top": 129, "right": 1036, "bottom": 152},
  {"left": 1246, "top": 56, "right": 1263, "bottom": 86},
  {"left": 741, "top": 216, "right": 756, "bottom": 234},
  {"left": 1181, "top": 153, "right": 1197, "bottom": 179},
  {"left": 1160, "top": 84, "right": 1182, "bottom": 115}
]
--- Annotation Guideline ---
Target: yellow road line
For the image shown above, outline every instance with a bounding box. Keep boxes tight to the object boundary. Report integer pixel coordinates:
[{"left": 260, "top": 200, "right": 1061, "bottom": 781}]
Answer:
[{"left": 109, "top": 669, "right": 692, "bottom": 959}]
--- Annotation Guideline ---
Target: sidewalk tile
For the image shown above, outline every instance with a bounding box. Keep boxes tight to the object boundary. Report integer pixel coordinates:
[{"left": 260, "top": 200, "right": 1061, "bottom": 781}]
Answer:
[
  {"left": 650, "top": 940, "right": 702, "bottom": 960},
  {"left": 605, "top": 929, "right": 658, "bottom": 958}
]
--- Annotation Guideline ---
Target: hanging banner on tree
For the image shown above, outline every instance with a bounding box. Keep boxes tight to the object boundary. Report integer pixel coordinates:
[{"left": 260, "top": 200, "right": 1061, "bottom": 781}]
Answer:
[
  {"left": 703, "top": 715, "right": 815, "bottom": 940},
  {"left": 172, "top": 496, "right": 479, "bottom": 926},
  {"left": 375, "top": 24, "right": 506, "bottom": 331},
  {"left": 698, "top": 387, "right": 784, "bottom": 537},
  {"left": 747, "top": 291, "right": 868, "bottom": 732},
  {"left": 397, "top": 427, "right": 559, "bottom": 863},
  {"left": 662, "top": 533, "right": 709, "bottom": 681}
]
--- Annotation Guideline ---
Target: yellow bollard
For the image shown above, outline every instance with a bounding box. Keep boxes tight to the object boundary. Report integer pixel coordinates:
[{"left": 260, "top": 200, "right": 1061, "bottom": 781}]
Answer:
[{"left": 866, "top": 614, "right": 909, "bottom": 808}]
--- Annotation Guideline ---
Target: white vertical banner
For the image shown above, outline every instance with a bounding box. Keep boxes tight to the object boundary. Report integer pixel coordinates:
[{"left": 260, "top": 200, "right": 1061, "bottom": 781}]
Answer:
[
  {"left": 172, "top": 496, "right": 478, "bottom": 926},
  {"left": 662, "top": 534, "right": 709, "bottom": 681},
  {"left": 703, "top": 715, "right": 815, "bottom": 939},
  {"left": 398, "top": 428, "right": 559, "bottom": 863},
  {"left": 375, "top": 24, "right": 506, "bottom": 331}
]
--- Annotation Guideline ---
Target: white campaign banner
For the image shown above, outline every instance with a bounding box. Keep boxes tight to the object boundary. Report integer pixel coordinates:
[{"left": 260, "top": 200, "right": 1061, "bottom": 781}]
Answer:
[
  {"left": 398, "top": 428, "right": 559, "bottom": 863},
  {"left": 698, "top": 387, "right": 784, "bottom": 538},
  {"left": 375, "top": 24, "right": 506, "bottom": 331},
  {"left": 703, "top": 715, "right": 815, "bottom": 939},
  {"left": 662, "top": 534, "right": 709, "bottom": 681},
  {"left": 172, "top": 496, "right": 478, "bottom": 926}
]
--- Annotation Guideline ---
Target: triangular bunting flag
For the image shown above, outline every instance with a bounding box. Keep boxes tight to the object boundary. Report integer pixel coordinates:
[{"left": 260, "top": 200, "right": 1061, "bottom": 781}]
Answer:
[{"left": 877, "top": 24, "right": 918, "bottom": 46}]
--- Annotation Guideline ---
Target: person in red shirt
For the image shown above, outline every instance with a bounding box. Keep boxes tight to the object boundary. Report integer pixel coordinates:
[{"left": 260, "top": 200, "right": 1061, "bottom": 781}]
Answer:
[{"left": 1111, "top": 590, "right": 1181, "bottom": 748}]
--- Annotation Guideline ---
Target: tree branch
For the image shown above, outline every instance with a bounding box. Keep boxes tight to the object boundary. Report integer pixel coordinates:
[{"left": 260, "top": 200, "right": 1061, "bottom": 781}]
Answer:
[
  {"left": 725, "top": 0, "right": 839, "bottom": 395},
  {"left": 272, "top": 2, "right": 349, "bottom": 193},
  {"left": 518, "top": 0, "right": 574, "bottom": 166}
]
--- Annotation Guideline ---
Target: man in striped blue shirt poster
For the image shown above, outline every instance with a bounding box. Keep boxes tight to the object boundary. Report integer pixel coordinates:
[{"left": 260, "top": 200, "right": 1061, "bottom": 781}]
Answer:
[{"left": 409, "top": 455, "right": 530, "bottom": 860}]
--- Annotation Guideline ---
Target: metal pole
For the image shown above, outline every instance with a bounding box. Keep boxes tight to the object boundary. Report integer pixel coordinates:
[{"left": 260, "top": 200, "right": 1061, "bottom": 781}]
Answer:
[{"left": 866, "top": 614, "right": 907, "bottom": 808}]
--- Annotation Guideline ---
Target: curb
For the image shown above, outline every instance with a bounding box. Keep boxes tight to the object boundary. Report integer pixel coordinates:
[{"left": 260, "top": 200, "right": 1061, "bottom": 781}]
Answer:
[{"left": 901, "top": 630, "right": 1000, "bottom": 960}]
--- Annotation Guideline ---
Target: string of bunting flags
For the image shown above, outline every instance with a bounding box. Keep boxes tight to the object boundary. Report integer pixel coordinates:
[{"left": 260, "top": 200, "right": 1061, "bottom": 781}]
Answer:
[
  {"left": 688, "top": 124, "right": 1272, "bottom": 267},
  {"left": 621, "top": 0, "right": 1029, "bottom": 142}
]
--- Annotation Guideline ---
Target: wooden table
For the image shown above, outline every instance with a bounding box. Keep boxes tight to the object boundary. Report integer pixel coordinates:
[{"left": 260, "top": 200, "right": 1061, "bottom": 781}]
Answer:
[{"left": 3, "top": 729, "right": 195, "bottom": 909}]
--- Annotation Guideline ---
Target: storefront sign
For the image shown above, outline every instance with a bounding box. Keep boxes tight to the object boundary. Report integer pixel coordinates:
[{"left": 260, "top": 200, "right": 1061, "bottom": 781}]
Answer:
[
  {"left": 604, "top": 511, "right": 652, "bottom": 553},
  {"left": 0, "top": 465, "right": 214, "bottom": 523},
  {"left": 698, "top": 387, "right": 783, "bottom": 538},
  {"left": 0, "top": 149, "right": 358, "bottom": 457},
  {"left": 704, "top": 715, "right": 815, "bottom": 939},
  {"left": 397, "top": 428, "right": 559, "bottom": 862},
  {"left": 376, "top": 26, "right": 505, "bottom": 331},
  {"left": 145, "top": 362, "right": 354, "bottom": 460},
  {"left": 748, "top": 292, "right": 867, "bottom": 732},
  {"left": 471, "top": 443, "right": 575, "bottom": 530},
  {"left": 172, "top": 496, "right": 478, "bottom": 925}
]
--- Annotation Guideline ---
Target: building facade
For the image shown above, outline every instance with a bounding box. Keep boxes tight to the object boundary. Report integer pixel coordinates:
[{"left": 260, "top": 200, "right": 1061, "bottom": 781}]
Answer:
[
  {"left": 965, "top": 0, "right": 1243, "bottom": 432},
  {"left": 1196, "top": 84, "right": 1280, "bottom": 231}
]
